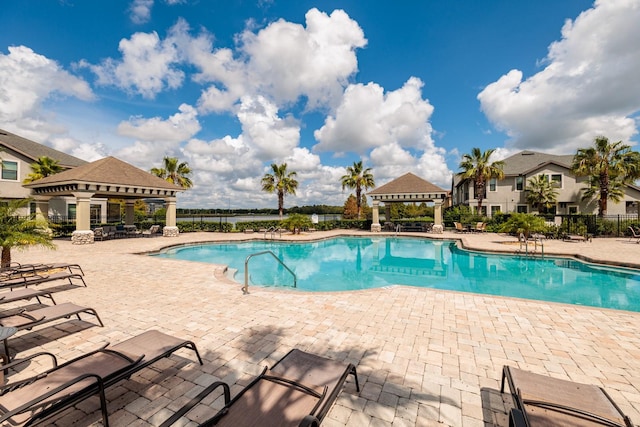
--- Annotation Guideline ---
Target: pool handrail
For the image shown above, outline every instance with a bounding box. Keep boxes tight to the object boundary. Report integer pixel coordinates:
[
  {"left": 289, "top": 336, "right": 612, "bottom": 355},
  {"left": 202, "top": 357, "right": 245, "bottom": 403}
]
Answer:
[{"left": 244, "top": 251, "right": 297, "bottom": 294}]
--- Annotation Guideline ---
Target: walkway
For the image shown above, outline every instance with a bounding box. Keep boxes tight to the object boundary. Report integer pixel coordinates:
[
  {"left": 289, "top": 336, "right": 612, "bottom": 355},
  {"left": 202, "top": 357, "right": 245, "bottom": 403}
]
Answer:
[{"left": 6, "top": 230, "right": 640, "bottom": 426}]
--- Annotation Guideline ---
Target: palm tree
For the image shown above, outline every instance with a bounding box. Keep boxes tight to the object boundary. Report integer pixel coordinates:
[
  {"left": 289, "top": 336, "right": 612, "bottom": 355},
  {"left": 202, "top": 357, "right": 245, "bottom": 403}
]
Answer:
[
  {"left": 571, "top": 136, "right": 640, "bottom": 216},
  {"left": 340, "top": 161, "right": 375, "bottom": 220},
  {"left": 526, "top": 174, "right": 559, "bottom": 213},
  {"left": 0, "top": 198, "right": 55, "bottom": 268},
  {"left": 151, "top": 157, "right": 193, "bottom": 189},
  {"left": 261, "top": 163, "right": 299, "bottom": 219},
  {"left": 23, "top": 156, "right": 64, "bottom": 183},
  {"left": 457, "top": 148, "right": 505, "bottom": 213}
]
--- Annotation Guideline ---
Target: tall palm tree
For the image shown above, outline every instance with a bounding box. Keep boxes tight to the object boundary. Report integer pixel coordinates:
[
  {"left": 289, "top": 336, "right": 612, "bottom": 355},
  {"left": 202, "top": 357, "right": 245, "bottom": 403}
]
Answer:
[
  {"left": 261, "top": 163, "right": 299, "bottom": 219},
  {"left": 457, "top": 148, "right": 505, "bottom": 213},
  {"left": 0, "top": 198, "right": 55, "bottom": 268},
  {"left": 151, "top": 157, "right": 193, "bottom": 189},
  {"left": 526, "top": 174, "right": 559, "bottom": 213},
  {"left": 23, "top": 156, "right": 64, "bottom": 183},
  {"left": 340, "top": 161, "right": 375, "bottom": 220},
  {"left": 571, "top": 136, "right": 640, "bottom": 216}
]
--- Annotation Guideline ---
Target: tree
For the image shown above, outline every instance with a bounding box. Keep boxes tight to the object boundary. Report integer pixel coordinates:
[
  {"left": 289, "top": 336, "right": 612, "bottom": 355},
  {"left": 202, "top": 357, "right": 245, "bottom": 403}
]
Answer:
[
  {"left": 151, "top": 157, "right": 193, "bottom": 189},
  {"left": 281, "top": 213, "right": 312, "bottom": 234},
  {"left": 340, "top": 161, "right": 375, "bottom": 219},
  {"left": 261, "top": 163, "right": 299, "bottom": 219},
  {"left": 571, "top": 136, "right": 640, "bottom": 216},
  {"left": 0, "top": 199, "right": 55, "bottom": 268},
  {"left": 343, "top": 194, "right": 359, "bottom": 219},
  {"left": 499, "top": 212, "right": 546, "bottom": 239},
  {"left": 23, "top": 156, "right": 64, "bottom": 183},
  {"left": 526, "top": 174, "right": 559, "bottom": 213},
  {"left": 457, "top": 148, "right": 505, "bottom": 213}
]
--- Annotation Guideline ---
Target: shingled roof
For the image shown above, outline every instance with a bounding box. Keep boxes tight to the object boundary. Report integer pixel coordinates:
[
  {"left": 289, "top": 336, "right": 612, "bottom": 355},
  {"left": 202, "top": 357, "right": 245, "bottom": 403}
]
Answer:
[
  {"left": 501, "top": 150, "right": 574, "bottom": 175},
  {"left": 369, "top": 172, "right": 447, "bottom": 195},
  {"left": 24, "top": 156, "right": 182, "bottom": 198},
  {"left": 0, "top": 128, "right": 87, "bottom": 168}
]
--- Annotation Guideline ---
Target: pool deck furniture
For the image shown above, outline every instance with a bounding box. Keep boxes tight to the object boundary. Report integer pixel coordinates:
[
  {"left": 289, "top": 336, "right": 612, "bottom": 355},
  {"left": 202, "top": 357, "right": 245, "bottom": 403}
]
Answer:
[
  {"left": 160, "top": 348, "right": 359, "bottom": 427},
  {"left": 0, "top": 302, "right": 103, "bottom": 357},
  {"left": 629, "top": 226, "right": 640, "bottom": 243},
  {"left": 142, "top": 224, "right": 161, "bottom": 237},
  {"left": 0, "top": 330, "right": 203, "bottom": 427},
  {"left": 501, "top": 365, "right": 634, "bottom": 427},
  {"left": 0, "top": 287, "right": 58, "bottom": 306},
  {"left": 0, "top": 271, "right": 86, "bottom": 289}
]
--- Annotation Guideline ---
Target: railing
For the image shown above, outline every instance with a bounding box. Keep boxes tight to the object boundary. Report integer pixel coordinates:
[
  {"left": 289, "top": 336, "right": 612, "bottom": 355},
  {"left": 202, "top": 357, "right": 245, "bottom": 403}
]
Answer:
[
  {"left": 517, "top": 233, "right": 544, "bottom": 257},
  {"left": 244, "top": 251, "right": 296, "bottom": 294},
  {"left": 264, "top": 226, "right": 281, "bottom": 240}
]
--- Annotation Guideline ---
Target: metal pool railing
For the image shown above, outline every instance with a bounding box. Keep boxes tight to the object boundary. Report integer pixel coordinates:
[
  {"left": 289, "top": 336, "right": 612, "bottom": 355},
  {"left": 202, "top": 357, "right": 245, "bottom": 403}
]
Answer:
[{"left": 244, "top": 251, "right": 296, "bottom": 294}]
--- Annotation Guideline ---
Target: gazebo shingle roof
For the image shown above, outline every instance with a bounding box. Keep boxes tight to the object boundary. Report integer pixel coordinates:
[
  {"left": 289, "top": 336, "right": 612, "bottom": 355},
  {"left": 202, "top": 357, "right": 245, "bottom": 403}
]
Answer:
[{"left": 369, "top": 172, "right": 447, "bottom": 195}]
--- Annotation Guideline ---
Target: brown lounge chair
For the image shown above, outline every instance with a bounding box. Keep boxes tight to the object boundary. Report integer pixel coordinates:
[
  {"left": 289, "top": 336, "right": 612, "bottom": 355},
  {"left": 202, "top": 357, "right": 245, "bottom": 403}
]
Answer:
[
  {"left": 501, "top": 365, "right": 634, "bottom": 427},
  {"left": 0, "top": 330, "right": 203, "bottom": 427},
  {"left": 160, "top": 348, "right": 360, "bottom": 427},
  {"left": 3, "top": 262, "right": 84, "bottom": 276},
  {"left": 0, "top": 302, "right": 103, "bottom": 356},
  {"left": 0, "top": 287, "right": 57, "bottom": 306},
  {"left": 0, "top": 271, "right": 86, "bottom": 289}
]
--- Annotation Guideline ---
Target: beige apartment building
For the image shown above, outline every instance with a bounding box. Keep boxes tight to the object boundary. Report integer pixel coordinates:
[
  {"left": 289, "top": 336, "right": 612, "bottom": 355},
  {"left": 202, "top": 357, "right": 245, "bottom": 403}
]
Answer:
[{"left": 452, "top": 150, "right": 640, "bottom": 217}]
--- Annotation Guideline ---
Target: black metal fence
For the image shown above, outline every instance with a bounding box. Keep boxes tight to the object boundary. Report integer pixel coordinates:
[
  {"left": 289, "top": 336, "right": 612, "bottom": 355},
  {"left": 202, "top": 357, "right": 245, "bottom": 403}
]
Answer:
[{"left": 550, "top": 214, "right": 640, "bottom": 237}]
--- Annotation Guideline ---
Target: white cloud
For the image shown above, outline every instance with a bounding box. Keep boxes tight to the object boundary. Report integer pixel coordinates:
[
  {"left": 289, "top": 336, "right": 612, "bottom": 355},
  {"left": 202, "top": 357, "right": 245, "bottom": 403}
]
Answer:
[
  {"left": 478, "top": 0, "right": 640, "bottom": 152},
  {"left": 85, "top": 27, "right": 185, "bottom": 99},
  {"left": 236, "top": 96, "right": 300, "bottom": 161},
  {"left": 129, "top": 0, "right": 154, "bottom": 25},
  {"left": 314, "top": 78, "right": 435, "bottom": 154},
  {"left": 239, "top": 8, "right": 367, "bottom": 108},
  {"left": 0, "top": 46, "right": 94, "bottom": 138}
]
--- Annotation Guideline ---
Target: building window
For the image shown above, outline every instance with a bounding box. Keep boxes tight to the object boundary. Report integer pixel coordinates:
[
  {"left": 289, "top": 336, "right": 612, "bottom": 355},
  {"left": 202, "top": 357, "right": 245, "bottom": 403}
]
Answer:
[
  {"left": 515, "top": 176, "right": 524, "bottom": 191},
  {"left": 516, "top": 205, "right": 528, "bottom": 213},
  {"left": 67, "top": 204, "right": 76, "bottom": 221},
  {"left": 568, "top": 205, "right": 578, "bottom": 214},
  {"left": 491, "top": 206, "right": 501, "bottom": 217},
  {"left": 550, "top": 174, "right": 562, "bottom": 187},
  {"left": 90, "top": 204, "right": 102, "bottom": 224},
  {"left": 1, "top": 161, "right": 18, "bottom": 180},
  {"left": 489, "top": 178, "right": 497, "bottom": 192}
]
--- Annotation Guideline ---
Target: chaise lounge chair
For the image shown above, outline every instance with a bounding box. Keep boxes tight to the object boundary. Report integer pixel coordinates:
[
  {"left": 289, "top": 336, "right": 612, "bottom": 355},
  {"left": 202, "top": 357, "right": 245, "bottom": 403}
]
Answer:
[
  {"left": 628, "top": 226, "right": 640, "bottom": 243},
  {"left": 0, "top": 302, "right": 103, "bottom": 356},
  {"left": 0, "top": 271, "right": 86, "bottom": 289},
  {"left": 160, "top": 348, "right": 359, "bottom": 427},
  {"left": 501, "top": 365, "right": 634, "bottom": 427},
  {"left": 3, "top": 262, "right": 84, "bottom": 276},
  {"left": 0, "top": 287, "right": 58, "bottom": 306},
  {"left": 0, "top": 330, "right": 202, "bottom": 427}
]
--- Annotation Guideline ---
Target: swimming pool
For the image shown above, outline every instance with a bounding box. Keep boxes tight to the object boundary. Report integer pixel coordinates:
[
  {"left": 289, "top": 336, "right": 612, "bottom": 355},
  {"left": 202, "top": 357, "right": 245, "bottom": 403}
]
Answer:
[{"left": 153, "top": 237, "right": 640, "bottom": 312}]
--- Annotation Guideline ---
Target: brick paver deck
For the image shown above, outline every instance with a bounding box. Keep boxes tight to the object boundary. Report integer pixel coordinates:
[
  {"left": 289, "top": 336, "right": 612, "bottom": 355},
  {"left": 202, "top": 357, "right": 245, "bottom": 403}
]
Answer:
[{"left": 5, "top": 230, "right": 640, "bottom": 426}]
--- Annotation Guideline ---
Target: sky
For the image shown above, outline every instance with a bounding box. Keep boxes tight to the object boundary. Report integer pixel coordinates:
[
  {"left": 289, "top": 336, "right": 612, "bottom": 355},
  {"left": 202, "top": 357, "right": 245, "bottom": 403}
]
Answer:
[{"left": 1, "top": 0, "right": 639, "bottom": 209}]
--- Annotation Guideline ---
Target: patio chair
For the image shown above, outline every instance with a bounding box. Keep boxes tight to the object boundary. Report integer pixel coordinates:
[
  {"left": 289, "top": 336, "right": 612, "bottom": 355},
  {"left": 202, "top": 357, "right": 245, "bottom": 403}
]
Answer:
[
  {"left": 628, "top": 226, "right": 640, "bottom": 243},
  {"left": 0, "top": 271, "right": 86, "bottom": 289},
  {"left": 0, "top": 302, "right": 104, "bottom": 357},
  {"left": 501, "top": 365, "right": 634, "bottom": 427},
  {"left": 160, "top": 348, "right": 360, "bottom": 427},
  {"left": 0, "top": 330, "right": 202, "bottom": 427},
  {"left": 454, "top": 222, "right": 466, "bottom": 233},
  {"left": 473, "top": 222, "right": 486, "bottom": 232},
  {"left": 0, "top": 287, "right": 57, "bottom": 306},
  {"left": 142, "top": 224, "right": 161, "bottom": 237},
  {"left": 3, "top": 262, "right": 84, "bottom": 277}
]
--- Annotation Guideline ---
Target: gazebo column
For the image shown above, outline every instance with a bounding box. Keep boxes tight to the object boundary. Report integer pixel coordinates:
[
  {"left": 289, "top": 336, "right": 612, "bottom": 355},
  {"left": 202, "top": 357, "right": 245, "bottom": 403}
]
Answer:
[
  {"left": 371, "top": 200, "right": 381, "bottom": 232},
  {"left": 71, "top": 191, "right": 95, "bottom": 244},
  {"left": 163, "top": 196, "right": 179, "bottom": 237},
  {"left": 33, "top": 196, "right": 49, "bottom": 224},
  {"left": 432, "top": 200, "right": 444, "bottom": 234},
  {"left": 125, "top": 201, "right": 135, "bottom": 226},
  {"left": 385, "top": 204, "right": 391, "bottom": 223}
]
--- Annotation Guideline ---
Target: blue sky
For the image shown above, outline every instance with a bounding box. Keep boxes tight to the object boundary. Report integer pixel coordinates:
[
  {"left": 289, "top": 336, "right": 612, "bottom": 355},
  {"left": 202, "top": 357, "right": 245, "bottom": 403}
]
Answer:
[{"left": 1, "top": 0, "right": 639, "bottom": 209}]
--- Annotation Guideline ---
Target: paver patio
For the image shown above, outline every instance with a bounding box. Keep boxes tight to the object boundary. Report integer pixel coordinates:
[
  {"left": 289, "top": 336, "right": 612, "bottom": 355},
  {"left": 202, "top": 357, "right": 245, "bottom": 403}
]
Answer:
[{"left": 5, "top": 230, "right": 640, "bottom": 426}]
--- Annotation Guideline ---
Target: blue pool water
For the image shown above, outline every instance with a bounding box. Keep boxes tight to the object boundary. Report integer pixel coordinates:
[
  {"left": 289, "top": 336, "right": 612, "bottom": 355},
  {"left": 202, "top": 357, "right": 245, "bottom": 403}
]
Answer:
[{"left": 152, "top": 237, "right": 640, "bottom": 312}]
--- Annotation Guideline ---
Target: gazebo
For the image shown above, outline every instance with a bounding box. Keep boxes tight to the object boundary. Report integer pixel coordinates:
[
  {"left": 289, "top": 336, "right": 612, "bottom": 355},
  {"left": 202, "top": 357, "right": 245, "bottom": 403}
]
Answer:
[
  {"left": 24, "top": 156, "right": 183, "bottom": 244},
  {"left": 368, "top": 172, "right": 448, "bottom": 232}
]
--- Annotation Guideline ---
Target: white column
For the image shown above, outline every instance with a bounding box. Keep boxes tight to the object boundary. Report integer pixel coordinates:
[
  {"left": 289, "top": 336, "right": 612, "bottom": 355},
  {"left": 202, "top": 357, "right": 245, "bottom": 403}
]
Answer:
[
  {"left": 71, "top": 191, "right": 95, "bottom": 244},
  {"left": 125, "top": 201, "right": 135, "bottom": 226},
  {"left": 163, "top": 196, "right": 179, "bottom": 237},
  {"left": 370, "top": 200, "right": 381, "bottom": 232}
]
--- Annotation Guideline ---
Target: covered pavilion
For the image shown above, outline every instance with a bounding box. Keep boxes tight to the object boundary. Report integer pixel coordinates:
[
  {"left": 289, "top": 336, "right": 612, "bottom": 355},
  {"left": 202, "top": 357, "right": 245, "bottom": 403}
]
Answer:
[
  {"left": 24, "top": 156, "right": 182, "bottom": 244},
  {"left": 367, "top": 172, "right": 449, "bottom": 232}
]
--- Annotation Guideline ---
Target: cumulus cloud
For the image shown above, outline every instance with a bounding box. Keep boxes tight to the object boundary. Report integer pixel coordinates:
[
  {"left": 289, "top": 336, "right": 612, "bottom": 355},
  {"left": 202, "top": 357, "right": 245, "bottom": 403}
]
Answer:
[
  {"left": 314, "top": 78, "right": 434, "bottom": 154},
  {"left": 478, "top": 0, "right": 640, "bottom": 152},
  {"left": 0, "top": 46, "right": 94, "bottom": 134},
  {"left": 115, "top": 104, "right": 201, "bottom": 166},
  {"left": 129, "top": 0, "right": 154, "bottom": 24}
]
